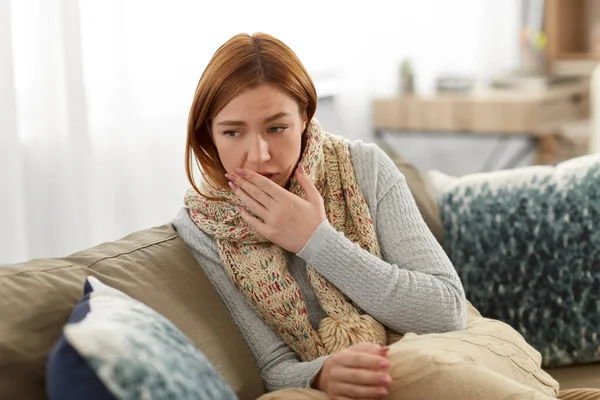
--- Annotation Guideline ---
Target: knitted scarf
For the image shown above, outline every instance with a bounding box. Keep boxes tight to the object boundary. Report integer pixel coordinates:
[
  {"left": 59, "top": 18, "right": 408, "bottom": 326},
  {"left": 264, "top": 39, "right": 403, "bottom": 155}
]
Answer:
[{"left": 185, "top": 120, "right": 401, "bottom": 361}]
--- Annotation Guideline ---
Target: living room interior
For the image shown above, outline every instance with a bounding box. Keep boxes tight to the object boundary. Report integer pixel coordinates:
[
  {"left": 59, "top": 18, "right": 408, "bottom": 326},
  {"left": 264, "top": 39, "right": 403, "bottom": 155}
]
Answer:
[
  {"left": 3, "top": 0, "right": 599, "bottom": 263},
  {"left": 1, "top": 0, "right": 600, "bottom": 399}
]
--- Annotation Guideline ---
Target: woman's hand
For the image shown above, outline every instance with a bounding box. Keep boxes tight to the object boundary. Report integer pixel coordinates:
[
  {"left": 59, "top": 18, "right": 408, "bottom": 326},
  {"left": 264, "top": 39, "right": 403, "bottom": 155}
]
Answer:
[
  {"left": 225, "top": 164, "right": 326, "bottom": 253},
  {"left": 314, "top": 343, "right": 392, "bottom": 400}
]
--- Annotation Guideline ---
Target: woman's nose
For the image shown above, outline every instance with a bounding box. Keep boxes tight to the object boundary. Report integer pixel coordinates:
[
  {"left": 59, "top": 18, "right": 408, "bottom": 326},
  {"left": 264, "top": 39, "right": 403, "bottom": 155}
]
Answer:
[{"left": 247, "top": 135, "right": 271, "bottom": 165}]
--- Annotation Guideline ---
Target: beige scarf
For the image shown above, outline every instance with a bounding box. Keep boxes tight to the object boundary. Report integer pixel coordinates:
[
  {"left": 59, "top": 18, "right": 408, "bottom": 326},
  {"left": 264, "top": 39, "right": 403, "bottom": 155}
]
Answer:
[{"left": 185, "top": 120, "right": 401, "bottom": 361}]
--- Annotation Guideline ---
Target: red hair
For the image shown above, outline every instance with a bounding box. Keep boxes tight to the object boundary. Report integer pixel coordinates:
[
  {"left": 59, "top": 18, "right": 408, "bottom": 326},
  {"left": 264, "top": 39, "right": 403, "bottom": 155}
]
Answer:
[{"left": 185, "top": 32, "right": 317, "bottom": 195}]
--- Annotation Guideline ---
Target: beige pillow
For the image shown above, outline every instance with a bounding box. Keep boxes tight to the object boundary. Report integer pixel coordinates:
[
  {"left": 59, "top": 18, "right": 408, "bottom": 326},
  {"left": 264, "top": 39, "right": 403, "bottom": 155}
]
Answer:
[
  {"left": 259, "top": 303, "right": 560, "bottom": 400},
  {"left": 0, "top": 224, "right": 265, "bottom": 400},
  {"left": 391, "top": 155, "right": 444, "bottom": 245},
  {"left": 383, "top": 302, "right": 559, "bottom": 400}
]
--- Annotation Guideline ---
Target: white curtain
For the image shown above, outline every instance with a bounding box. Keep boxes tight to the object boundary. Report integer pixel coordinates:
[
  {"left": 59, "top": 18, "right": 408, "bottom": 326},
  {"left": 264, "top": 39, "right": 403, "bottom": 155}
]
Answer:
[
  {"left": 1, "top": 0, "right": 520, "bottom": 264},
  {"left": 0, "top": 0, "right": 345, "bottom": 263}
]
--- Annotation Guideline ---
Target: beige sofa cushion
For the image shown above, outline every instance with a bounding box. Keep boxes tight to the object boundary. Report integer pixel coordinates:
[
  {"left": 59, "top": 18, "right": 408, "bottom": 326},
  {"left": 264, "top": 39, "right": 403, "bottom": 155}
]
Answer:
[
  {"left": 0, "top": 224, "right": 265, "bottom": 400},
  {"left": 392, "top": 155, "right": 444, "bottom": 245}
]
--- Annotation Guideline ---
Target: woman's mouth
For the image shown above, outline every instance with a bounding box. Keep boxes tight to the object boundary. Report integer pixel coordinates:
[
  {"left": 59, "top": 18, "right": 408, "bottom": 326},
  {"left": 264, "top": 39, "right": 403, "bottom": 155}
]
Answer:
[{"left": 259, "top": 173, "right": 275, "bottom": 180}]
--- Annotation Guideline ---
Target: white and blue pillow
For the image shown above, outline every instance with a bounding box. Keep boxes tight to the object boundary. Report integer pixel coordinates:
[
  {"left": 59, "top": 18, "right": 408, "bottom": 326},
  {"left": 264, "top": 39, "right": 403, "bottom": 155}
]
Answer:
[
  {"left": 46, "top": 276, "right": 237, "bottom": 400},
  {"left": 428, "top": 153, "right": 600, "bottom": 367}
]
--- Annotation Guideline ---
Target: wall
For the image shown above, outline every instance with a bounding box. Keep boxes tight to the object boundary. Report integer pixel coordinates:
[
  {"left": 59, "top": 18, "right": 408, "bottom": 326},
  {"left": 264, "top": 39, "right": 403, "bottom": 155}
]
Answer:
[
  {"left": 77, "top": 0, "right": 526, "bottom": 175},
  {"left": 2, "top": 0, "right": 528, "bottom": 262},
  {"left": 313, "top": 1, "right": 530, "bottom": 175}
]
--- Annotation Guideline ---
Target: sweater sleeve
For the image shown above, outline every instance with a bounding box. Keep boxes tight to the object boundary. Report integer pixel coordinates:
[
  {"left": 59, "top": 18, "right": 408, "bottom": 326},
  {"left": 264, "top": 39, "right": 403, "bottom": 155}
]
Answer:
[
  {"left": 296, "top": 144, "right": 467, "bottom": 334},
  {"left": 172, "top": 209, "right": 330, "bottom": 392}
]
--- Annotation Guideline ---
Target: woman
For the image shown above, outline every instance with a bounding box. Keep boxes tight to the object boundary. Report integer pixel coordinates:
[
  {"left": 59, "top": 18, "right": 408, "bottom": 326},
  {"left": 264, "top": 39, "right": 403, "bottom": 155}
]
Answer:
[{"left": 173, "top": 33, "right": 559, "bottom": 400}]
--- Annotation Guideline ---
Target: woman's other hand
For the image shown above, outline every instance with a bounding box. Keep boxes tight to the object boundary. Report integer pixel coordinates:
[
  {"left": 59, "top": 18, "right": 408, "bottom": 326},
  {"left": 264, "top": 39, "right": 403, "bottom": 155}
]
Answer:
[
  {"left": 314, "top": 343, "right": 391, "bottom": 400},
  {"left": 226, "top": 163, "right": 326, "bottom": 253}
]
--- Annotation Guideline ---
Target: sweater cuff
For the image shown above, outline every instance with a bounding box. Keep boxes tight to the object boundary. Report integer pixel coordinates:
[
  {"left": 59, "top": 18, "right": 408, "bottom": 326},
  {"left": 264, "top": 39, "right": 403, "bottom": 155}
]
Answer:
[
  {"left": 296, "top": 219, "right": 338, "bottom": 263},
  {"left": 305, "top": 355, "right": 330, "bottom": 389}
]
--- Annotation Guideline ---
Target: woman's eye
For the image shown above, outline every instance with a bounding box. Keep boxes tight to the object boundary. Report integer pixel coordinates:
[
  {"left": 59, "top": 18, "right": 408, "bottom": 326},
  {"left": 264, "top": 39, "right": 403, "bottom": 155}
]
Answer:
[
  {"left": 224, "top": 131, "right": 240, "bottom": 138},
  {"left": 267, "top": 126, "right": 287, "bottom": 134}
]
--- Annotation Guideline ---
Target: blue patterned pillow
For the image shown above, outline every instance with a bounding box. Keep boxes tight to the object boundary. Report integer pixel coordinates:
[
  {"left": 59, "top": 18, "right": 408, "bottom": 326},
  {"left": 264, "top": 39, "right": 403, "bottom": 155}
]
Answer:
[
  {"left": 46, "top": 276, "right": 237, "bottom": 400},
  {"left": 428, "top": 154, "right": 600, "bottom": 367}
]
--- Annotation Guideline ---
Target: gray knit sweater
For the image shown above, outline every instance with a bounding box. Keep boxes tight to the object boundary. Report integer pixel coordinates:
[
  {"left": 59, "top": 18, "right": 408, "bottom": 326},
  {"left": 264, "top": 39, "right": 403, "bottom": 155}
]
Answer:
[{"left": 172, "top": 140, "right": 467, "bottom": 392}]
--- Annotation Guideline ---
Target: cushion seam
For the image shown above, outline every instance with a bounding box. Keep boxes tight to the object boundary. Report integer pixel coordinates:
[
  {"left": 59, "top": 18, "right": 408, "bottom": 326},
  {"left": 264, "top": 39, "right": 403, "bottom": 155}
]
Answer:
[
  {"left": 3, "top": 232, "right": 180, "bottom": 277},
  {"left": 85, "top": 233, "right": 180, "bottom": 269}
]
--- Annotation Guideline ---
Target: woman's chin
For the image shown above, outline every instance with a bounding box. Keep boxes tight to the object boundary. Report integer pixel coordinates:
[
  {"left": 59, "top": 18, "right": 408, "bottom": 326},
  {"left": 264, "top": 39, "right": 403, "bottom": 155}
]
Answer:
[{"left": 281, "top": 176, "right": 293, "bottom": 189}]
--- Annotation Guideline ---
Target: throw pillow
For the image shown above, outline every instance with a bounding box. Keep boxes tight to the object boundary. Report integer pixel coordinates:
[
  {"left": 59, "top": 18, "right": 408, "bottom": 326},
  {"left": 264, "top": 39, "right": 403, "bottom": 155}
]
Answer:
[
  {"left": 46, "top": 276, "right": 237, "bottom": 400},
  {"left": 428, "top": 153, "right": 600, "bottom": 367}
]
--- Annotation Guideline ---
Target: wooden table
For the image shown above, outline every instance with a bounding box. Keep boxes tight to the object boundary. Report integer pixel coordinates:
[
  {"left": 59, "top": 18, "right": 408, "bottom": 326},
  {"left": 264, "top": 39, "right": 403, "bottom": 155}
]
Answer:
[{"left": 372, "top": 81, "right": 590, "bottom": 167}]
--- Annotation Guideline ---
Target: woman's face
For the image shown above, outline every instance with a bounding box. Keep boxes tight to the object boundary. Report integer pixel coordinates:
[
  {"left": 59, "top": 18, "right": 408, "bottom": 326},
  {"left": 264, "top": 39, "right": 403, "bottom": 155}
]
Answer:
[{"left": 211, "top": 83, "right": 307, "bottom": 188}]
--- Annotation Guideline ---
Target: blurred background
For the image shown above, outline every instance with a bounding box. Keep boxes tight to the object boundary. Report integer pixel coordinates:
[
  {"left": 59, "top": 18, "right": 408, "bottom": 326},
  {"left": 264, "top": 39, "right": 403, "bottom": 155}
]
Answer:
[{"left": 1, "top": 0, "right": 599, "bottom": 263}]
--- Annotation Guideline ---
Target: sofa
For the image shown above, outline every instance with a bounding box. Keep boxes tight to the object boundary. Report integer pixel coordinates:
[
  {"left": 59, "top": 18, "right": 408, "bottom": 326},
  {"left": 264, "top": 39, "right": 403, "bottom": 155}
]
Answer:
[{"left": 0, "top": 158, "right": 598, "bottom": 400}]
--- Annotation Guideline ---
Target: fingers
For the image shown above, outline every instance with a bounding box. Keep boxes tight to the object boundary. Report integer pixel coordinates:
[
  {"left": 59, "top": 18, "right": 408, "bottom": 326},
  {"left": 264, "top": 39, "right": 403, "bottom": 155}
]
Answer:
[
  {"left": 349, "top": 343, "right": 387, "bottom": 355},
  {"left": 340, "top": 344, "right": 390, "bottom": 369},
  {"left": 331, "top": 345, "right": 391, "bottom": 388},
  {"left": 227, "top": 178, "right": 269, "bottom": 219},
  {"left": 237, "top": 205, "right": 269, "bottom": 234},
  {"left": 226, "top": 172, "right": 276, "bottom": 212},
  {"left": 295, "top": 163, "right": 322, "bottom": 205},
  {"left": 336, "top": 398, "right": 372, "bottom": 400},
  {"left": 335, "top": 398, "right": 373, "bottom": 400},
  {"left": 322, "top": 344, "right": 392, "bottom": 400},
  {"left": 330, "top": 381, "right": 389, "bottom": 399},
  {"left": 234, "top": 169, "right": 285, "bottom": 202},
  {"left": 330, "top": 364, "right": 391, "bottom": 386},
  {"left": 336, "top": 351, "right": 390, "bottom": 372}
]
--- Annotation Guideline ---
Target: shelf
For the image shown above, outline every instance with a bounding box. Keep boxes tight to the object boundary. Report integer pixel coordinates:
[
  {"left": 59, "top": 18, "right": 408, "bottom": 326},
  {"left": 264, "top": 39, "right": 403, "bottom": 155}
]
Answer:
[
  {"left": 545, "top": 0, "right": 600, "bottom": 66},
  {"left": 556, "top": 52, "right": 600, "bottom": 61}
]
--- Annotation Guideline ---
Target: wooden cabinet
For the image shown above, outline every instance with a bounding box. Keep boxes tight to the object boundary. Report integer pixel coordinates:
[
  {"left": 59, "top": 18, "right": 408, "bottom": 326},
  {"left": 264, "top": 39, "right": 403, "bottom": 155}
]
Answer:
[
  {"left": 372, "top": 82, "right": 589, "bottom": 135},
  {"left": 545, "top": 0, "right": 600, "bottom": 63},
  {"left": 372, "top": 82, "right": 590, "bottom": 166}
]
